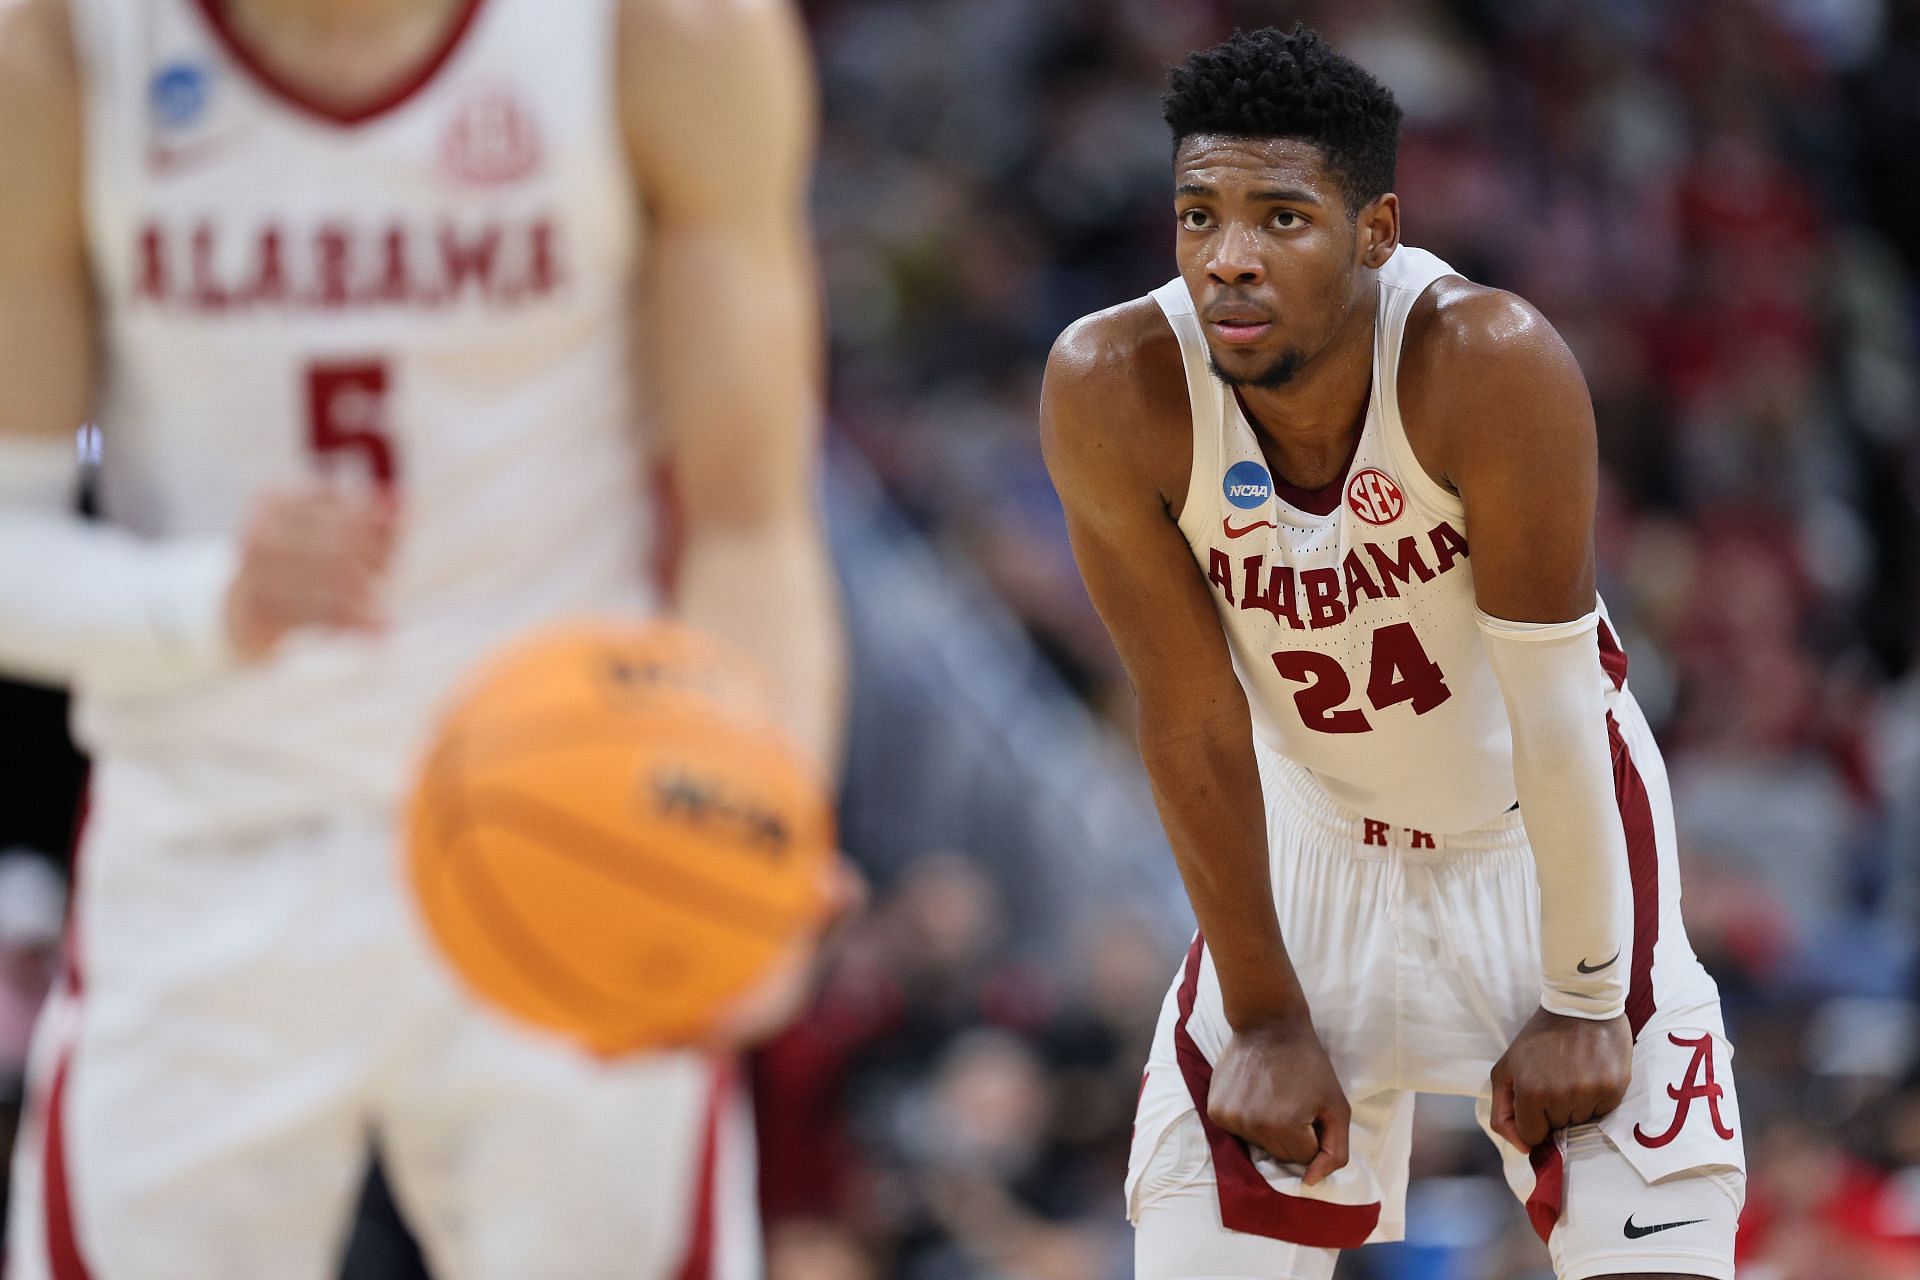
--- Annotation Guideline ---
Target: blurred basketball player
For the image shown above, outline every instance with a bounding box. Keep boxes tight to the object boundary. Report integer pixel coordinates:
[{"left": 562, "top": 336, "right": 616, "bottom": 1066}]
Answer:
[
  {"left": 0, "top": 0, "right": 842, "bottom": 1275},
  {"left": 1043, "top": 27, "right": 1743, "bottom": 1280}
]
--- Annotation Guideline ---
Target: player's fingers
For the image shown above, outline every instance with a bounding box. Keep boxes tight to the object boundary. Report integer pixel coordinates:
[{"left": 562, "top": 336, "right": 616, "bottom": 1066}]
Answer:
[
  {"left": 1225, "top": 1108, "right": 1310, "bottom": 1167},
  {"left": 344, "top": 492, "right": 404, "bottom": 568},
  {"left": 333, "top": 596, "right": 387, "bottom": 634},
  {"left": 1489, "top": 1073, "right": 1522, "bottom": 1150},
  {"left": 249, "top": 513, "right": 365, "bottom": 571},
  {"left": 1302, "top": 1106, "right": 1350, "bottom": 1185},
  {"left": 1515, "top": 1097, "right": 1552, "bottom": 1149},
  {"left": 1271, "top": 1123, "right": 1320, "bottom": 1168},
  {"left": 301, "top": 499, "right": 395, "bottom": 571},
  {"left": 251, "top": 577, "right": 380, "bottom": 633},
  {"left": 704, "top": 935, "right": 816, "bottom": 1051},
  {"left": 821, "top": 857, "right": 869, "bottom": 932}
]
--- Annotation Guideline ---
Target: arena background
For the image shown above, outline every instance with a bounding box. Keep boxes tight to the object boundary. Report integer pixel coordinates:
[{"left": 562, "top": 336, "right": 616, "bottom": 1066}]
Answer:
[{"left": 3, "top": 0, "right": 1919, "bottom": 1277}]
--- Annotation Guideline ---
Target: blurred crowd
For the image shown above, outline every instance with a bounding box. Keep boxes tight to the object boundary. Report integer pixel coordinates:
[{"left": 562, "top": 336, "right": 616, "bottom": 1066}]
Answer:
[{"left": 0, "top": 1, "right": 1917, "bottom": 1278}]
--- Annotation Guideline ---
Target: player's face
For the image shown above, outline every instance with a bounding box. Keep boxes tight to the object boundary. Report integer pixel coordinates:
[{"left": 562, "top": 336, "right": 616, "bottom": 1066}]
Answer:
[{"left": 1172, "top": 136, "right": 1378, "bottom": 389}]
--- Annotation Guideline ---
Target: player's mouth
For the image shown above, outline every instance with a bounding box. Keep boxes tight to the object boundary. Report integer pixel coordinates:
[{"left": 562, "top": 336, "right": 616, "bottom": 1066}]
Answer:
[
  {"left": 1205, "top": 308, "right": 1275, "bottom": 344},
  {"left": 1210, "top": 320, "right": 1273, "bottom": 344}
]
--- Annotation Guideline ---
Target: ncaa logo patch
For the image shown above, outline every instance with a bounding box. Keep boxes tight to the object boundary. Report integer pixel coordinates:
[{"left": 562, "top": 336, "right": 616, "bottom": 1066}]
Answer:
[
  {"left": 1223, "top": 460, "right": 1273, "bottom": 510},
  {"left": 150, "top": 61, "right": 211, "bottom": 131},
  {"left": 1346, "top": 468, "right": 1405, "bottom": 525}
]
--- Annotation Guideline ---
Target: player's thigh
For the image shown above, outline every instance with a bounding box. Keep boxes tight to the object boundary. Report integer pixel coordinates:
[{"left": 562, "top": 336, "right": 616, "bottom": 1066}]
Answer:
[
  {"left": 1474, "top": 1095, "right": 1741, "bottom": 1280},
  {"left": 7, "top": 819, "right": 385, "bottom": 1279},
  {"left": 1545, "top": 1124, "right": 1741, "bottom": 1280},
  {"left": 8, "top": 980, "right": 370, "bottom": 1279},
  {"left": 1131, "top": 1075, "right": 1418, "bottom": 1280},
  {"left": 381, "top": 1017, "right": 756, "bottom": 1280}
]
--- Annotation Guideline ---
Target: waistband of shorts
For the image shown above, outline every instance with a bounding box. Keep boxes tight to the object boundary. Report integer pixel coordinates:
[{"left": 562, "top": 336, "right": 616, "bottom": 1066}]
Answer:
[{"left": 1257, "top": 749, "right": 1531, "bottom": 860}]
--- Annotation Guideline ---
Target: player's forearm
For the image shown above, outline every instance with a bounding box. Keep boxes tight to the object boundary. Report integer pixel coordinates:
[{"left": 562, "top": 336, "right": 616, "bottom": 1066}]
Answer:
[
  {"left": 641, "top": 216, "right": 841, "bottom": 770},
  {"left": 674, "top": 507, "right": 845, "bottom": 777},
  {"left": 0, "top": 435, "right": 234, "bottom": 693},
  {"left": 1139, "top": 700, "right": 1310, "bottom": 1029},
  {"left": 1478, "top": 609, "right": 1631, "bottom": 1020}
]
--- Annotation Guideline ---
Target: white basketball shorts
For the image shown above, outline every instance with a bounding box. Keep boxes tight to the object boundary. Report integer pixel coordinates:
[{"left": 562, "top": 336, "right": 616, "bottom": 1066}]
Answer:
[
  {"left": 1128, "top": 696, "right": 1746, "bottom": 1280},
  {"left": 5, "top": 758, "right": 759, "bottom": 1280}
]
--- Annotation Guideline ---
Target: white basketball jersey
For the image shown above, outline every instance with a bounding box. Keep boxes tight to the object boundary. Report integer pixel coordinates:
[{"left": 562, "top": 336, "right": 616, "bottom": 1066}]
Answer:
[
  {"left": 1155, "top": 246, "right": 1623, "bottom": 834},
  {"left": 69, "top": 0, "right": 653, "bottom": 838}
]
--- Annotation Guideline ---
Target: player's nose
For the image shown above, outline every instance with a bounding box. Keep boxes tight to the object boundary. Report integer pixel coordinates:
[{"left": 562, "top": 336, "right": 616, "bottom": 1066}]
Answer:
[{"left": 1205, "top": 224, "right": 1266, "bottom": 287}]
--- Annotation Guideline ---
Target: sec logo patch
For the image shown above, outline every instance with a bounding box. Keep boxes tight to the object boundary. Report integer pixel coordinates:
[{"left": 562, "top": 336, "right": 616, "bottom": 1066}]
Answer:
[
  {"left": 442, "top": 88, "right": 543, "bottom": 185},
  {"left": 1346, "top": 468, "right": 1404, "bottom": 525}
]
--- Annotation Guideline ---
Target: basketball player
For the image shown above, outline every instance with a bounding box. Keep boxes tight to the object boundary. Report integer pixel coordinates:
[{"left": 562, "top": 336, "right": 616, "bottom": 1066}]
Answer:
[
  {"left": 0, "top": 0, "right": 842, "bottom": 1275},
  {"left": 1041, "top": 28, "right": 1744, "bottom": 1280}
]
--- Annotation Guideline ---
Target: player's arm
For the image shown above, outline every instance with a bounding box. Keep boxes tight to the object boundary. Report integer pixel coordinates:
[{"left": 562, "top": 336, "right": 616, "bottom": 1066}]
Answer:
[
  {"left": 0, "top": 0, "right": 222, "bottom": 691},
  {"left": 619, "top": 0, "right": 843, "bottom": 771},
  {"left": 1409, "top": 285, "right": 1632, "bottom": 1147},
  {"left": 1040, "top": 312, "right": 1349, "bottom": 1184},
  {"left": 0, "top": 0, "right": 391, "bottom": 692}
]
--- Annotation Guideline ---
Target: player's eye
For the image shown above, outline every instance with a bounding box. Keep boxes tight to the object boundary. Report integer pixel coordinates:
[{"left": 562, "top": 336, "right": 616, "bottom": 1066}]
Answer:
[
  {"left": 1179, "top": 208, "right": 1213, "bottom": 231},
  {"left": 1270, "top": 210, "right": 1305, "bottom": 229}
]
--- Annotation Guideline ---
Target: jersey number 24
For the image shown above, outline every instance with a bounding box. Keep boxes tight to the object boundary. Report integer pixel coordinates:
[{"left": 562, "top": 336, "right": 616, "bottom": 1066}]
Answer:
[{"left": 1270, "top": 622, "right": 1450, "bottom": 734}]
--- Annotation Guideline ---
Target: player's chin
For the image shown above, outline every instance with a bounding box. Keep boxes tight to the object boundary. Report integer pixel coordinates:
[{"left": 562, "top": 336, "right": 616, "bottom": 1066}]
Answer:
[{"left": 1210, "top": 343, "right": 1299, "bottom": 390}]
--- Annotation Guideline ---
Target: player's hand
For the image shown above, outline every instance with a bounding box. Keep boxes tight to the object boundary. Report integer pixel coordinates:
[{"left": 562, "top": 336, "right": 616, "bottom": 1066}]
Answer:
[
  {"left": 1489, "top": 1006, "right": 1631, "bottom": 1150},
  {"left": 703, "top": 856, "right": 868, "bottom": 1051},
  {"left": 225, "top": 482, "right": 400, "bottom": 662},
  {"left": 1208, "top": 1014, "right": 1351, "bottom": 1185}
]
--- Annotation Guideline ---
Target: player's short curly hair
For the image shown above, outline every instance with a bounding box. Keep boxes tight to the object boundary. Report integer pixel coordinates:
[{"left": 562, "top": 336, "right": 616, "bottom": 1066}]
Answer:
[{"left": 1163, "top": 25, "right": 1403, "bottom": 214}]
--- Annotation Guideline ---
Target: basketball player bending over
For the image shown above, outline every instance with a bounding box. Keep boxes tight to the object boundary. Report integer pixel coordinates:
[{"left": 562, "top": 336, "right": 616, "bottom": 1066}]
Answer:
[
  {"left": 0, "top": 0, "right": 841, "bottom": 1275},
  {"left": 1042, "top": 28, "right": 1743, "bottom": 1280}
]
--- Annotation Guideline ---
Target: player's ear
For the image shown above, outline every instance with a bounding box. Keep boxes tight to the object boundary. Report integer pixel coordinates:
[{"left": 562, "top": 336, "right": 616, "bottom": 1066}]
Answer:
[{"left": 1356, "top": 193, "right": 1399, "bottom": 269}]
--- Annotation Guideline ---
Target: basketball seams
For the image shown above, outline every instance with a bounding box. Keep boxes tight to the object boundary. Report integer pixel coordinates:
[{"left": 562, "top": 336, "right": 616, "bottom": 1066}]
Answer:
[
  {"left": 430, "top": 723, "right": 693, "bottom": 1046},
  {"left": 462, "top": 787, "right": 817, "bottom": 937},
  {"left": 445, "top": 830, "right": 666, "bottom": 1025}
]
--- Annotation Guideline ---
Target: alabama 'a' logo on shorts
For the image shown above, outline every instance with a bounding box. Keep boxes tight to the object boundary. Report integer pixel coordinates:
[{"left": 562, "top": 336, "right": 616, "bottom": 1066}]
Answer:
[{"left": 1634, "top": 1032, "right": 1737, "bottom": 1148}]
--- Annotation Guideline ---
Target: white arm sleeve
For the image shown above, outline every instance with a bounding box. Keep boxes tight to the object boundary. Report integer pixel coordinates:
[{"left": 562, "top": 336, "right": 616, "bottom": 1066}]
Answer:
[
  {"left": 1476, "top": 608, "right": 1631, "bottom": 1021},
  {"left": 0, "top": 436, "right": 236, "bottom": 694}
]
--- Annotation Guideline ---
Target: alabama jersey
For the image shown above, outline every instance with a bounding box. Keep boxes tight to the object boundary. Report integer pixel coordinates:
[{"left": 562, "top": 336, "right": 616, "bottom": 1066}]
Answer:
[
  {"left": 68, "top": 0, "right": 651, "bottom": 839},
  {"left": 1153, "top": 247, "right": 1624, "bottom": 835}
]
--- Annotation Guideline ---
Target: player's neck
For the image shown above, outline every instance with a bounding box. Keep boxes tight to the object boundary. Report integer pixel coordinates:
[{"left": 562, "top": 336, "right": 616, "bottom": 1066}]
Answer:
[
  {"left": 224, "top": 0, "right": 455, "bottom": 28},
  {"left": 1233, "top": 295, "right": 1379, "bottom": 488},
  {"left": 219, "top": 0, "right": 470, "bottom": 108}
]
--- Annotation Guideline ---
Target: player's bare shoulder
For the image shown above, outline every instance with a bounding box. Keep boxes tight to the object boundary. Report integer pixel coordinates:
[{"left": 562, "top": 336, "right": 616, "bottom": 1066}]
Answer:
[
  {"left": 0, "top": 0, "right": 79, "bottom": 144},
  {"left": 1040, "top": 298, "right": 1194, "bottom": 519},
  {"left": 1397, "top": 275, "right": 1595, "bottom": 491}
]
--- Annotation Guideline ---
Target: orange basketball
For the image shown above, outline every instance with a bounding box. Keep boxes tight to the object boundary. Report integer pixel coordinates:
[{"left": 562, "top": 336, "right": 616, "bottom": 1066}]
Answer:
[{"left": 406, "top": 619, "right": 836, "bottom": 1055}]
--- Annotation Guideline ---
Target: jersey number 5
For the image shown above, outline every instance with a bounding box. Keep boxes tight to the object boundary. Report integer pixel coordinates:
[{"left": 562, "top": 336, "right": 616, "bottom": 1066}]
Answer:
[
  {"left": 306, "top": 360, "right": 397, "bottom": 485},
  {"left": 1270, "top": 622, "right": 1451, "bottom": 734}
]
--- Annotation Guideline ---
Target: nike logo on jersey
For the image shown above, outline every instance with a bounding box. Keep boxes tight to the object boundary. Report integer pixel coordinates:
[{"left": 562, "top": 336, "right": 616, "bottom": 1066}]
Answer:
[
  {"left": 147, "top": 136, "right": 231, "bottom": 176},
  {"left": 1222, "top": 517, "right": 1279, "bottom": 539},
  {"left": 1576, "top": 950, "right": 1620, "bottom": 975},
  {"left": 1622, "top": 1215, "right": 1705, "bottom": 1239}
]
